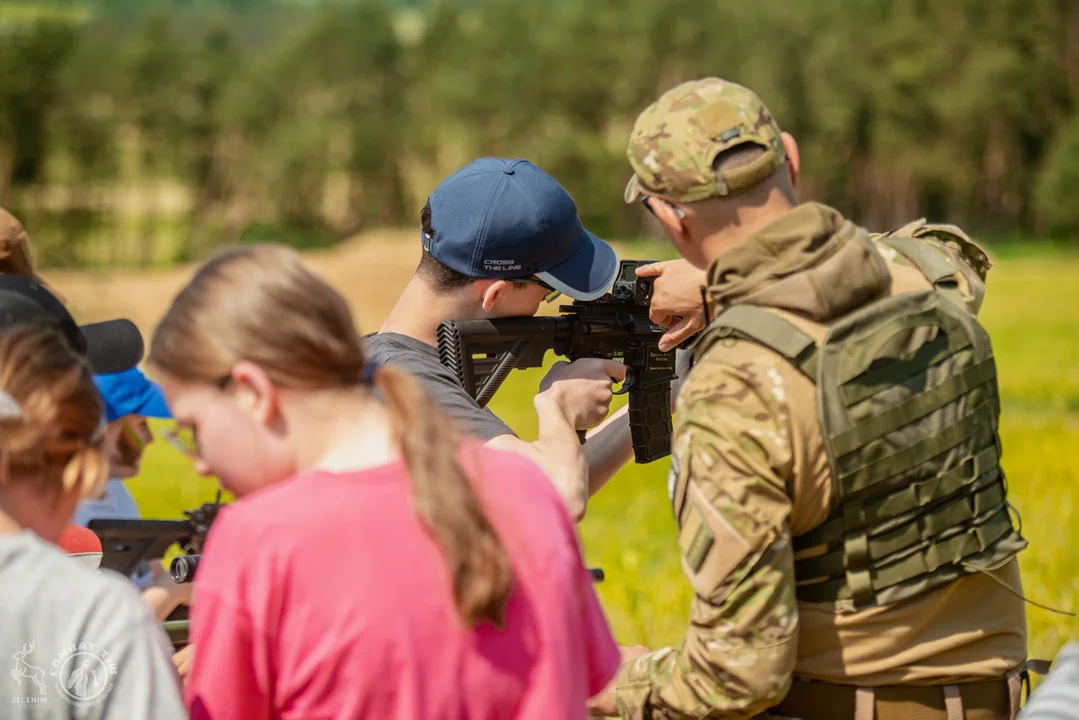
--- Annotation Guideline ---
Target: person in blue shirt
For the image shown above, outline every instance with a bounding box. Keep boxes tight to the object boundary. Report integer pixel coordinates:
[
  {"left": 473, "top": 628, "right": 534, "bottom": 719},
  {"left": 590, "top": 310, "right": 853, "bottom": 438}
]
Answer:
[{"left": 74, "top": 366, "right": 193, "bottom": 621}]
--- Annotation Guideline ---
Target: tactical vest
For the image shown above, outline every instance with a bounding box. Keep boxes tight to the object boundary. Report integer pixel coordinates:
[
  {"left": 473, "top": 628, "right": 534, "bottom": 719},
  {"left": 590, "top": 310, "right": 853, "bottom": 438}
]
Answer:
[{"left": 694, "top": 222, "right": 1027, "bottom": 611}]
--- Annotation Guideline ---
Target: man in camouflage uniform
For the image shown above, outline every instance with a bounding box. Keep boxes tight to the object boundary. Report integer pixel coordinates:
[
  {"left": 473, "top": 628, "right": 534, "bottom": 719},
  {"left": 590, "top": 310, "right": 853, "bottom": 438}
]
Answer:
[{"left": 588, "top": 78, "right": 1039, "bottom": 720}]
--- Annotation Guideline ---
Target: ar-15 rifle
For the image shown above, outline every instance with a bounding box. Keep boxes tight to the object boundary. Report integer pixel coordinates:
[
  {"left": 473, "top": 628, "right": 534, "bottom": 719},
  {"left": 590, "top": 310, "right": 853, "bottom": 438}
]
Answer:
[
  {"left": 437, "top": 259, "right": 677, "bottom": 464},
  {"left": 87, "top": 493, "right": 224, "bottom": 650}
]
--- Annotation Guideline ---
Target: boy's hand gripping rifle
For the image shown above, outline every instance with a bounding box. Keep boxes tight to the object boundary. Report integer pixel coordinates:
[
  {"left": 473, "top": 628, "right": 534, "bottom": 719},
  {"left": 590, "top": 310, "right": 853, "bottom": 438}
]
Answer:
[{"left": 436, "top": 260, "right": 676, "bottom": 463}]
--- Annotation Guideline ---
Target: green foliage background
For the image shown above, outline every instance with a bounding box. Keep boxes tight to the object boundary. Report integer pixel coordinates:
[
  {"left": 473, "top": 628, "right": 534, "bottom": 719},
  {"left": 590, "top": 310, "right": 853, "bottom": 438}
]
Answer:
[{"left": 1, "top": 0, "right": 1079, "bottom": 268}]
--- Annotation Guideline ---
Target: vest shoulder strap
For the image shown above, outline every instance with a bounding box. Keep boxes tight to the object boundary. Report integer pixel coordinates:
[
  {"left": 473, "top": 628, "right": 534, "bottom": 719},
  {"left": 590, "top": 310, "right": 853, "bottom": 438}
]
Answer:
[
  {"left": 880, "top": 234, "right": 957, "bottom": 284},
  {"left": 880, "top": 218, "right": 992, "bottom": 281},
  {"left": 877, "top": 235, "right": 968, "bottom": 311},
  {"left": 697, "top": 304, "right": 820, "bottom": 382}
]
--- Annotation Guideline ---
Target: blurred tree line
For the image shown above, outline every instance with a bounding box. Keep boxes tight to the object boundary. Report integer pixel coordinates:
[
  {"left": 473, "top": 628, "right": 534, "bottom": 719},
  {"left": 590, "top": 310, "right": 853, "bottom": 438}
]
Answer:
[{"left": 1, "top": 0, "right": 1078, "bottom": 268}]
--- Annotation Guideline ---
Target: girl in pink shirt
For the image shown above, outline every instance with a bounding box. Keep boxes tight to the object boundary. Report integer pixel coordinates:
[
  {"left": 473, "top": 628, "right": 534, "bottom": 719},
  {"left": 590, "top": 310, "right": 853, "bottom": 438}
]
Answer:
[{"left": 147, "top": 244, "right": 621, "bottom": 719}]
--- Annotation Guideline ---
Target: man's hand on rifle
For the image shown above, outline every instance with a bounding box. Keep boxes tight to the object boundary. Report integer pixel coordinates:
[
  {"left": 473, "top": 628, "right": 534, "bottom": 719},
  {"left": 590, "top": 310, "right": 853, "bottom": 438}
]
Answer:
[
  {"left": 538, "top": 358, "right": 628, "bottom": 430},
  {"left": 636, "top": 259, "right": 709, "bottom": 352}
]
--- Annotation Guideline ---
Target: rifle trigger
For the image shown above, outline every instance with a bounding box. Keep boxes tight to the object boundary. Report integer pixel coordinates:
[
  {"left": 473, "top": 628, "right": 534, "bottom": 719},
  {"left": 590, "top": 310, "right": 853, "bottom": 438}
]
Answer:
[{"left": 612, "top": 368, "right": 636, "bottom": 395}]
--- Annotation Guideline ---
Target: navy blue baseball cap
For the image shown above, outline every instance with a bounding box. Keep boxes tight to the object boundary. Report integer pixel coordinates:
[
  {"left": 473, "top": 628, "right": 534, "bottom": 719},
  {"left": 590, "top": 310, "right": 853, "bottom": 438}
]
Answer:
[
  {"left": 93, "top": 367, "right": 171, "bottom": 424},
  {"left": 425, "top": 158, "right": 619, "bottom": 301}
]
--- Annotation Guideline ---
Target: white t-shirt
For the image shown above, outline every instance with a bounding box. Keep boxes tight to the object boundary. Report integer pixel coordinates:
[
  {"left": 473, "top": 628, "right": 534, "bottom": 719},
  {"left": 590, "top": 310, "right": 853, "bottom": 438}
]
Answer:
[
  {"left": 72, "top": 480, "right": 141, "bottom": 525},
  {"left": 73, "top": 481, "right": 153, "bottom": 590},
  {"left": 0, "top": 530, "right": 187, "bottom": 719}
]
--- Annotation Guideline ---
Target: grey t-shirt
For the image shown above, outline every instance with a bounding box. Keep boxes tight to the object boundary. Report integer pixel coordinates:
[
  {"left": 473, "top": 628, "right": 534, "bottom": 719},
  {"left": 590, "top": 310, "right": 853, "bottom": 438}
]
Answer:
[
  {"left": 0, "top": 530, "right": 187, "bottom": 719},
  {"left": 364, "top": 332, "right": 515, "bottom": 442}
]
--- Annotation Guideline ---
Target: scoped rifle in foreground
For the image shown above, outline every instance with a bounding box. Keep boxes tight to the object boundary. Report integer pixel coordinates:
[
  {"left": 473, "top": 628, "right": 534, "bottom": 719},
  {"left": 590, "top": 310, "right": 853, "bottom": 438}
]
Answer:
[{"left": 437, "top": 259, "right": 678, "bottom": 464}]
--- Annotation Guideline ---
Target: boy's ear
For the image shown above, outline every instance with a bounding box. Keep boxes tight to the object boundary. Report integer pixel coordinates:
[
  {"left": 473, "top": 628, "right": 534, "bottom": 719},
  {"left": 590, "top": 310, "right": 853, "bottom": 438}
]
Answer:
[{"left": 480, "top": 280, "right": 509, "bottom": 313}]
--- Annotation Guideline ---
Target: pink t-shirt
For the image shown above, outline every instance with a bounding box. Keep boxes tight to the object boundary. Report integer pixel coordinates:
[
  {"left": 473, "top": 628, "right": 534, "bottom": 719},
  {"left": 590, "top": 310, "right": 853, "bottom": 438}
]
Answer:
[{"left": 185, "top": 445, "right": 621, "bottom": 719}]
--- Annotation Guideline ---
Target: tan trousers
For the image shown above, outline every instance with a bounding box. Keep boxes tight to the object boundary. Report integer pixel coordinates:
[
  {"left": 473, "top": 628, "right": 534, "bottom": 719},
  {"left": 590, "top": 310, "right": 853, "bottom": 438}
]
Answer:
[{"left": 766, "top": 661, "right": 1050, "bottom": 720}]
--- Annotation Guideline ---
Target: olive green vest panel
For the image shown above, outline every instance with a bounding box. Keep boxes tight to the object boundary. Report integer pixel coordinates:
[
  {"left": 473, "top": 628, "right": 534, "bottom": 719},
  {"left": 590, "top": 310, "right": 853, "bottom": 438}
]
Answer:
[{"left": 694, "top": 240, "right": 1026, "bottom": 611}]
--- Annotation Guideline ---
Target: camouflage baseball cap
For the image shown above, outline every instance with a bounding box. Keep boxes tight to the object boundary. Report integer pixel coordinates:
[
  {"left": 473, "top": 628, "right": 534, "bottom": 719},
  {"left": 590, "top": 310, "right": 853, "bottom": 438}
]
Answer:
[{"left": 624, "top": 77, "right": 787, "bottom": 205}]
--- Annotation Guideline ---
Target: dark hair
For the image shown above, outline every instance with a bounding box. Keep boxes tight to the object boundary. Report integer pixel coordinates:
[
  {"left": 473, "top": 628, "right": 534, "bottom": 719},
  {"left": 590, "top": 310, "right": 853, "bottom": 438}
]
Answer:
[
  {"left": 713, "top": 143, "right": 768, "bottom": 174},
  {"left": 416, "top": 199, "right": 475, "bottom": 292},
  {"left": 713, "top": 143, "right": 795, "bottom": 202},
  {"left": 416, "top": 199, "right": 534, "bottom": 293},
  {"left": 148, "top": 244, "right": 514, "bottom": 629}
]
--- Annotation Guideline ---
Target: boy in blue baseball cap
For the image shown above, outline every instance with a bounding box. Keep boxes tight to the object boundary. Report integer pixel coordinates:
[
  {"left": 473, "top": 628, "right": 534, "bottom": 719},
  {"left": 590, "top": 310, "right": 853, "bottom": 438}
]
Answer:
[
  {"left": 369, "top": 158, "right": 703, "bottom": 521},
  {"left": 89, "top": 366, "right": 172, "bottom": 489}
]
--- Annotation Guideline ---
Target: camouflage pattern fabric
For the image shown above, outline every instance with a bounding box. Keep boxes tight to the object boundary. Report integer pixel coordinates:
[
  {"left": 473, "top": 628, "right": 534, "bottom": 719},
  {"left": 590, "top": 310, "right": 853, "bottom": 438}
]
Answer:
[
  {"left": 616, "top": 73, "right": 1017, "bottom": 717},
  {"left": 624, "top": 78, "right": 787, "bottom": 205},
  {"left": 612, "top": 339, "right": 801, "bottom": 719},
  {"left": 871, "top": 219, "right": 992, "bottom": 316},
  {"left": 607, "top": 200, "right": 1014, "bottom": 718}
]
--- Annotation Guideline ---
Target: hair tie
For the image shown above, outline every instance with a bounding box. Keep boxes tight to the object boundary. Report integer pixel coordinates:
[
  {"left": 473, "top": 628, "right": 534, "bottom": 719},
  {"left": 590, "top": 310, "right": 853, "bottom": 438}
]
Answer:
[
  {"left": 361, "top": 360, "right": 380, "bottom": 385},
  {"left": 0, "top": 390, "right": 24, "bottom": 421}
]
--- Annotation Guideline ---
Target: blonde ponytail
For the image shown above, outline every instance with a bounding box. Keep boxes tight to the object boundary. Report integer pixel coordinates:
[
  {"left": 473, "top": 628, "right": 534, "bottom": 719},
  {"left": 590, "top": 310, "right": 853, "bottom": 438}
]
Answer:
[{"left": 374, "top": 363, "right": 513, "bottom": 628}]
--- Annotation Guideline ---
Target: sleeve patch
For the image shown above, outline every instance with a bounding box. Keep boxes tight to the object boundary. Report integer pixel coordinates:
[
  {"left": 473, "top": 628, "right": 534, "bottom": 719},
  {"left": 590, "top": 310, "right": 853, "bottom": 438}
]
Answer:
[
  {"left": 680, "top": 503, "right": 715, "bottom": 573},
  {"left": 680, "top": 482, "right": 756, "bottom": 600}
]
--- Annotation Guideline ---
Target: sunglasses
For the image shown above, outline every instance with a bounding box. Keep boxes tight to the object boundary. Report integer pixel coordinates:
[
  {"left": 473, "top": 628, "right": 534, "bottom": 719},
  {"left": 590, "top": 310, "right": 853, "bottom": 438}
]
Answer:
[{"left": 514, "top": 277, "right": 562, "bottom": 303}]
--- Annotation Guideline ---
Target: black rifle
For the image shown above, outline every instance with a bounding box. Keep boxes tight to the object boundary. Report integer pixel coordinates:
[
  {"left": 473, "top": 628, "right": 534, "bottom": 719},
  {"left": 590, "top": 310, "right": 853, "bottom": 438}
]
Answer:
[
  {"left": 88, "top": 492, "right": 223, "bottom": 577},
  {"left": 88, "top": 493, "right": 224, "bottom": 650},
  {"left": 437, "top": 259, "right": 677, "bottom": 463}
]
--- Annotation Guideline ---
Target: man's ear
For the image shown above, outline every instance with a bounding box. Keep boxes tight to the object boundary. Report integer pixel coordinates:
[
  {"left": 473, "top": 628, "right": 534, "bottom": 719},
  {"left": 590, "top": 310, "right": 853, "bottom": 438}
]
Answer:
[
  {"left": 647, "top": 197, "right": 690, "bottom": 245},
  {"left": 229, "top": 361, "right": 279, "bottom": 427},
  {"left": 781, "top": 131, "right": 800, "bottom": 189},
  {"left": 480, "top": 280, "right": 509, "bottom": 314}
]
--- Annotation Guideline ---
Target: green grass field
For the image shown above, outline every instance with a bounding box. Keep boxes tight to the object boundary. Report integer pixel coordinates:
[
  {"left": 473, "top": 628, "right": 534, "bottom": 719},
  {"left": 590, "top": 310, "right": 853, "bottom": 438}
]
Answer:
[{"left": 128, "top": 247, "right": 1079, "bottom": 667}]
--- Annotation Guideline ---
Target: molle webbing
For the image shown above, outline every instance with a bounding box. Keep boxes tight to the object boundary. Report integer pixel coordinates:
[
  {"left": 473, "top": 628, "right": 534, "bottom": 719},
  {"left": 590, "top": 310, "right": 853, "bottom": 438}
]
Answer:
[
  {"left": 795, "top": 289, "right": 1022, "bottom": 608},
  {"left": 699, "top": 251, "right": 1024, "bottom": 610}
]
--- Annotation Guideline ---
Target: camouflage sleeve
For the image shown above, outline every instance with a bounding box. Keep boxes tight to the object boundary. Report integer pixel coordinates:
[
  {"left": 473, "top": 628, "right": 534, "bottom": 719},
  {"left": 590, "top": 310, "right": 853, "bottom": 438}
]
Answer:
[{"left": 612, "top": 348, "right": 799, "bottom": 720}]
